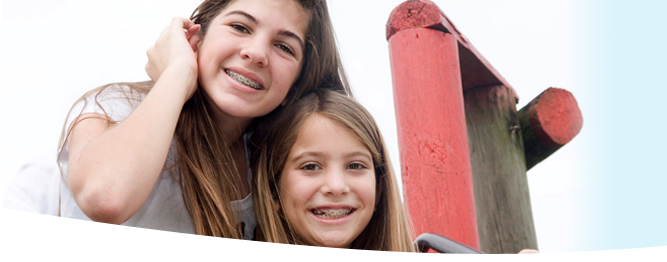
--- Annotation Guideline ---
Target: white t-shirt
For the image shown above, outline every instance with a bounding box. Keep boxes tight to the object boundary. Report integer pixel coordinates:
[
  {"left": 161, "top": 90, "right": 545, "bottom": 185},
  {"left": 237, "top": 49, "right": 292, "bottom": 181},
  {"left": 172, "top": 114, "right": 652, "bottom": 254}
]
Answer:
[
  {"left": 4, "top": 150, "right": 60, "bottom": 215},
  {"left": 58, "top": 84, "right": 256, "bottom": 240}
]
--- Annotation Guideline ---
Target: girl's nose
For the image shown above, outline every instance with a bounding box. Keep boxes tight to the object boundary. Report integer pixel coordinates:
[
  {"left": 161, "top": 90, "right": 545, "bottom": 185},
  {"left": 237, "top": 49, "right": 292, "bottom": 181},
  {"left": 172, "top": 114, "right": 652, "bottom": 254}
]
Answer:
[
  {"left": 321, "top": 168, "right": 349, "bottom": 196},
  {"left": 240, "top": 38, "right": 269, "bottom": 67}
]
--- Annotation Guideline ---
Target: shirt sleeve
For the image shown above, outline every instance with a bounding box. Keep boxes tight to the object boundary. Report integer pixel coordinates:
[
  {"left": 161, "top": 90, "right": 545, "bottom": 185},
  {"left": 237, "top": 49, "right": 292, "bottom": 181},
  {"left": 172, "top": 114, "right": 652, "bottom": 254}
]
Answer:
[{"left": 57, "top": 84, "right": 146, "bottom": 180}]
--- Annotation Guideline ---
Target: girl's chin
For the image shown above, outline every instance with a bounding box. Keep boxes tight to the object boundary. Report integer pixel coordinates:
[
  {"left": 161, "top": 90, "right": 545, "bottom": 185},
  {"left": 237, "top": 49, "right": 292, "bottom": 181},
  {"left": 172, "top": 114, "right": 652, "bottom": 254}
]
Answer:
[
  {"left": 208, "top": 96, "right": 257, "bottom": 120},
  {"left": 311, "top": 235, "right": 354, "bottom": 249}
]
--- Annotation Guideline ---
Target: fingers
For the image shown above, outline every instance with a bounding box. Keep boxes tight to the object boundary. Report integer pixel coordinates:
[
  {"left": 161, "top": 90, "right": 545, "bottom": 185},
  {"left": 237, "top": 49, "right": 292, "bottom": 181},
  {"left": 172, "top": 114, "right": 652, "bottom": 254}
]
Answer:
[
  {"left": 169, "top": 17, "right": 196, "bottom": 35},
  {"left": 155, "top": 17, "right": 195, "bottom": 44},
  {"left": 164, "top": 18, "right": 200, "bottom": 52},
  {"left": 145, "top": 46, "right": 160, "bottom": 82},
  {"left": 158, "top": 24, "right": 170, "bottom": 38},
  {"left": 145, "top": 17, "right": 200, "bottom": 83}
]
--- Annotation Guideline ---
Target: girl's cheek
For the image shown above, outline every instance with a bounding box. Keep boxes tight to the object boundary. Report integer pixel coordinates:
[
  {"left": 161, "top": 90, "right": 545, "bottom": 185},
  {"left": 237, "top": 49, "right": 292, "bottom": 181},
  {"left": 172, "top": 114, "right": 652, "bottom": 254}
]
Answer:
[
  {"left": 360, "top": 176, "right": 377, "bottom": 206},
  {"left": 293, "top": 181, "right": 317, "bottom": 198}
]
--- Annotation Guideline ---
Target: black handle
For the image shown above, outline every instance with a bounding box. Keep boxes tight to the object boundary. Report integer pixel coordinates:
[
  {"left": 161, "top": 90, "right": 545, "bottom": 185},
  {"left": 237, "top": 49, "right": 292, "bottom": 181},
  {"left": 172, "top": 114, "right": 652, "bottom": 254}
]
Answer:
[{"left": 414, "top": 233, "right": 484, "bottom": 254}]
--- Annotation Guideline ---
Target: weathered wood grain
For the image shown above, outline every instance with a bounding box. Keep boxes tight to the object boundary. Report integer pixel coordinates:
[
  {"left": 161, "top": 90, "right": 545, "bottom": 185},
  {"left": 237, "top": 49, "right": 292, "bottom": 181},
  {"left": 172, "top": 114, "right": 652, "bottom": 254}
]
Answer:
[{"left": 464, "top": 85, "right": 538, "bottom": 253}]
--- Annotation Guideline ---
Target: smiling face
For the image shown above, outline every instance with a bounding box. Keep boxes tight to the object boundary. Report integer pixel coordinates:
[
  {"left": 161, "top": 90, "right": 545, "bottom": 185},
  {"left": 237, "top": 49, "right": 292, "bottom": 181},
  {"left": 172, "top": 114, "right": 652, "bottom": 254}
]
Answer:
[
  {"left": 197, "top": 0, "right": 309, "bottom": 124},
  {"left": 278, "top": 114, "right": 376, "bottom": 248}
]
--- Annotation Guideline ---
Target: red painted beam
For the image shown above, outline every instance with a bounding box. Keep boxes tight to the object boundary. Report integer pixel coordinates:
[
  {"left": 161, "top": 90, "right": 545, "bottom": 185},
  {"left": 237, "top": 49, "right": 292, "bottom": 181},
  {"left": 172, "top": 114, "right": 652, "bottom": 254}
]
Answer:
[
  {"left": 386, "top": 0, "right": 518, "bottom": 101},
  {"left": 518, "top": 87, "right": 583, "bottom": 169},
  {"left": 387, "top": 4, "right": 479, "bottom": 249}
]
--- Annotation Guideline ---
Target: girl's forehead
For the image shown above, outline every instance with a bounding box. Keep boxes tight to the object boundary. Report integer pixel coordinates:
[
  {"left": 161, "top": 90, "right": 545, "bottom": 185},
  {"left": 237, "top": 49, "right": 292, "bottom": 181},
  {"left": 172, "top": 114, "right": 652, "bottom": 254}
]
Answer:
[
  {"left": 217, "top": 0, "right": 309, "bottom": 30},
  {"left": 304, "top": 114, "right": 380, "bottom": 161},
  {"left": 298, "top": 115, "right": 371, "bottom": 152}
]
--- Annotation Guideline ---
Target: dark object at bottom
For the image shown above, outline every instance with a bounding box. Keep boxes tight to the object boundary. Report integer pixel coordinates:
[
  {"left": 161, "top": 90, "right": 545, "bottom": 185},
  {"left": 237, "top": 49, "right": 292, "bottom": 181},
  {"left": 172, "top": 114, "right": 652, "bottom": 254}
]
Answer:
[{"left": 414, "top": 233, "right": 485, "bottom": 254}]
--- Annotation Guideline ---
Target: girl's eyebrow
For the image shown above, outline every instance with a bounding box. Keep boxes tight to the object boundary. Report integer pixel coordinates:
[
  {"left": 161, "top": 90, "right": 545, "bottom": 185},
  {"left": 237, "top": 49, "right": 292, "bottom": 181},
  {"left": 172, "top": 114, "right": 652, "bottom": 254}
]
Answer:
[
  {"left": 290, "top": 151, "right": 372, "bottom": 164},
  {"left": 226, "top": 10, "right": 258, "bottom": 24},
  {"left": 290, "top": 152, "right": 324, "bottom": 164},
  {"left": 344, "top": 151, "right": 372, "bottom": 161},
  {"left": 225, "top": 10, "right": 305, "bottom": 50},
  {"left": 345, "top": 151, "right": 372, "bottom": 159},
  {"left": 278, "top": 29, "right": 305, "bottom": 50}
]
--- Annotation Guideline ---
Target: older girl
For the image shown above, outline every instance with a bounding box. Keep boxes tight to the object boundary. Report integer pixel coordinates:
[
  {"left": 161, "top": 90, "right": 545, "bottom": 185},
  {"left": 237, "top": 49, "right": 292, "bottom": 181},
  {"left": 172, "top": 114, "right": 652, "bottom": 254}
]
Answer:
[
  {"left": 58, "top": 0, "right": 349, "bottom": 240},
  {"left": 250, "top": 89, "right": 416, "bottom": 251}
]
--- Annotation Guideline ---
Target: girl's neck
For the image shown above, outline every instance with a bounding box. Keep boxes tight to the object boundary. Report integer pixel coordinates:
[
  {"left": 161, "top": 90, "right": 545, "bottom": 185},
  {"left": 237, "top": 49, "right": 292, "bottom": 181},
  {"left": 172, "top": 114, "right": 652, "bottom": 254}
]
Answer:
[
  {"left": 214, "top": 113, "right": 252, "bottom": 144},
  {"left": 201, "top": 93, "right": 252, "bottom": 144},
  {"left": 200, "top": 92, "right": 252, "bottom": 197}
]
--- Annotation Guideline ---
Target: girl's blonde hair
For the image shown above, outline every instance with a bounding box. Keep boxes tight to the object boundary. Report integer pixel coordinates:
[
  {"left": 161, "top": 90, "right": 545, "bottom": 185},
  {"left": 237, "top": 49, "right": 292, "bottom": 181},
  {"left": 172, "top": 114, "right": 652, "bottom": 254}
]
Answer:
[
  {"left": 250, "top": 89, "right": 417, "bottom": 251},
  {"left": 58, "top": 0, "right": 350, "bottom": 239}
]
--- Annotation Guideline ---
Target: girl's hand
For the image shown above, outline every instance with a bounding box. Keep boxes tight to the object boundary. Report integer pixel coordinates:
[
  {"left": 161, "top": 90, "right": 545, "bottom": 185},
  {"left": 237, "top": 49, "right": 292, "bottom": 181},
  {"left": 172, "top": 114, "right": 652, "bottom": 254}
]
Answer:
[{"left": 145, "top": 17, "right": 201, "bottom": 100}]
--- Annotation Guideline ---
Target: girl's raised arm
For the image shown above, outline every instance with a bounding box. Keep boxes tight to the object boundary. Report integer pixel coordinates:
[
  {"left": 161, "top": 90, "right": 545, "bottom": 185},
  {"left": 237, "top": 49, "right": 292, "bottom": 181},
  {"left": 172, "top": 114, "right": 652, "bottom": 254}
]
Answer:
[{"left": 65, "top": 18, "right": 200, "bottom": 224}]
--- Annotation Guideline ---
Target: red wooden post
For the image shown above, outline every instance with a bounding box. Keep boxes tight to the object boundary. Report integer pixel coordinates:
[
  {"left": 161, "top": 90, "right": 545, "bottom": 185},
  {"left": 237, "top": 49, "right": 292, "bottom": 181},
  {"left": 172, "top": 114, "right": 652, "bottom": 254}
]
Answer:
[
  {"left": 387, "top": 2, "right": 479, "bottom": 248},
  {"left": 386, "top": 0, "right": 584, "bottom": 253}
]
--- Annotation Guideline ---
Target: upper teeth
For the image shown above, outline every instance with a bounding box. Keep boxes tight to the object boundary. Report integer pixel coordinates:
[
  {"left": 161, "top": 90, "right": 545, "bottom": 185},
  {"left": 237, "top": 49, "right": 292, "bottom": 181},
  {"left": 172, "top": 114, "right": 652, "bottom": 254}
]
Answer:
[
  {"left": 312, "top": 209, "right": 352, "bottom": 219},
  {"left": 225, "top": 69, "right": 264, "bottom": 90}
]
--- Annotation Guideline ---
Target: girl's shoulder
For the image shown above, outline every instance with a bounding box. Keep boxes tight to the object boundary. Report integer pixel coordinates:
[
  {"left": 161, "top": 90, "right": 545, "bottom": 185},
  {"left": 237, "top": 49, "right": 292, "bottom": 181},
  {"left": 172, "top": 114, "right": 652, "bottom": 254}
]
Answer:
[
  {"left": 75, "top": 81, "right": 151, "bottom": 123},
  {"left": 60, "top": 81, "right": 153, "bottom": 150}
]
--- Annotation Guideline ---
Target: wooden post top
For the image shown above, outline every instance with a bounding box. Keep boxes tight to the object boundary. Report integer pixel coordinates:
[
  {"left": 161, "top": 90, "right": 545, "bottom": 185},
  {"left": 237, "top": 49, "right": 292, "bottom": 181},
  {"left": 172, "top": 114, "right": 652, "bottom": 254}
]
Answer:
[{"left": 386, "top": 0, "right": 518, "bottom": 101}]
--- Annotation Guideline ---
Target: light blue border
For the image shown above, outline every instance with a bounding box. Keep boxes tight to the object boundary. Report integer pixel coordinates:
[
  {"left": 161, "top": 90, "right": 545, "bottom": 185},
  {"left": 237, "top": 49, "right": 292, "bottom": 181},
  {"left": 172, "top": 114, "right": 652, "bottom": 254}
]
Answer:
[{"left": 592, "top": 0, "right": 667, "bottom": 250}]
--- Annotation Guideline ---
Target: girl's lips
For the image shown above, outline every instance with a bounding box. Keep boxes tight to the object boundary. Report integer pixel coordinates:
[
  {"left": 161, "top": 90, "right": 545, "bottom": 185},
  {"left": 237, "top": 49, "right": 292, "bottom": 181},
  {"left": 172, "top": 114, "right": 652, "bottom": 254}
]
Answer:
[
  {"left": 312, "top": 204, "right": 355, "bottom": 211},
  {"left": 222, "top": 69, "right": 262, "bottom": 94},
  {"left": 224, "top": 66, "right": 266, "bottom": 89},
  {"left": 225, "top": 69, "right": 264, "bottom": 91}
]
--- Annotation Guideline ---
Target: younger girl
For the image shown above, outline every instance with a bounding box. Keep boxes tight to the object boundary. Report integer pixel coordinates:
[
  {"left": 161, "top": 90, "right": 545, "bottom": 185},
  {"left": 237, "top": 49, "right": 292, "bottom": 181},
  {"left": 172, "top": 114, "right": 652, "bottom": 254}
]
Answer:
[
  {"left": 58, "top": 0, "right": 349, "bottom": 240},
  {"left": 251, "top": 89, "right": 417, "bottom": 251}
]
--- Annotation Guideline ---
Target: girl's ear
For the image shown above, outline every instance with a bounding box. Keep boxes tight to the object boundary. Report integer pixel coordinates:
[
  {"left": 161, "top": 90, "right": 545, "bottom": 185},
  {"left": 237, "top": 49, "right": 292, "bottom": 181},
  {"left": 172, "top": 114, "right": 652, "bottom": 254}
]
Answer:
[
  {"left": 281, "top": 97, "right": 288, "bottom": 107},
  {"left": 187, "top": 24, "right": 202, "bottom": 53}
]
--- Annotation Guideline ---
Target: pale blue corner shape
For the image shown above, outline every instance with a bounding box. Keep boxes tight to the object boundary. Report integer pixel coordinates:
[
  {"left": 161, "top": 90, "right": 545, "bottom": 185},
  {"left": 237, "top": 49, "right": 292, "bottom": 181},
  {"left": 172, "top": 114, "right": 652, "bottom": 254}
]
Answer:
[{"left": 3, "top": 210, "right": 377, "bottom": 255}]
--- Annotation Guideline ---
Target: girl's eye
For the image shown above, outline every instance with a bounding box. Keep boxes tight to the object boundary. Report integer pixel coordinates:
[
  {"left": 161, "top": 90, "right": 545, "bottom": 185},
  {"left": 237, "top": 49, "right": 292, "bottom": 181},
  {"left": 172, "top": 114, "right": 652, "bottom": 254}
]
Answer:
[
  {"left": 347, "top": 162, "right": 367, "bottom": 170},
  {"left": 301, "top": 163, "right": 320, "bottom": 171},
  {"left": 276, "top": 43, "right": 295, "bottom": 56},
  {"left": 230, "top": 23, "right": 250, "bottom": 33}
]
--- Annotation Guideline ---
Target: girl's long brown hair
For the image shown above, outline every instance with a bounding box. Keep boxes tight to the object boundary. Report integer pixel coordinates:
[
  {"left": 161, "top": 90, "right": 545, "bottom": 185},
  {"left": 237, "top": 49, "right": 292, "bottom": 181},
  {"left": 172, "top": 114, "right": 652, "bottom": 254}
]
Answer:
[
  {"left": 250, "top": 89, "right": 417, "bottom": 251},
  {"left": 58, "top": 0, "right": 350, "bottom": 239}
]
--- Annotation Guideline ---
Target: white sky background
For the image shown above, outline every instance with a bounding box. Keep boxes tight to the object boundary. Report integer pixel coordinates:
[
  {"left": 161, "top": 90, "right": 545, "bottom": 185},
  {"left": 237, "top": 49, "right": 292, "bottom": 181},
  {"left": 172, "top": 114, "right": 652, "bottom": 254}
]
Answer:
[{"left": 3, "top": 0, "right": 605, "bottom": 253}]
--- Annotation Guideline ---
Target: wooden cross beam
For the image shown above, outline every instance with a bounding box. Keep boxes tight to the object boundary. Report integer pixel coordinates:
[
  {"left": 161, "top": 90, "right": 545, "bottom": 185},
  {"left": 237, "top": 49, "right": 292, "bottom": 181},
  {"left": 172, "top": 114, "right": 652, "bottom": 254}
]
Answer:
[
  {"left": 519, "top": 88, "right": 583, "bottom": 170},
  {"left": 386, "top": 0, "right": 582, "bottom": 254}
]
